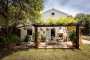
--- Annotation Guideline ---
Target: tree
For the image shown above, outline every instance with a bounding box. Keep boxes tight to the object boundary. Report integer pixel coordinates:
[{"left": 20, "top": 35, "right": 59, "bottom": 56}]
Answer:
[
  {"left": 74, "top": 13, "right": 86, "bottom": 20},
  {"left": 75, "top": 13, "right": 90, "bottom": 35},
  {"left": 81, "top": 15, "right": 90, "bottom": 35},
  {"left": 0, "top": 0, "right": 44, "bottom": 36}
]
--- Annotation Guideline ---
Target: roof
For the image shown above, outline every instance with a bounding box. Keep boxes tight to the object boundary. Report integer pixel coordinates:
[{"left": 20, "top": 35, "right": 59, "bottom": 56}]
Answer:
[{"left": 41, "top": 8, "right": 69, "bottom": 15}]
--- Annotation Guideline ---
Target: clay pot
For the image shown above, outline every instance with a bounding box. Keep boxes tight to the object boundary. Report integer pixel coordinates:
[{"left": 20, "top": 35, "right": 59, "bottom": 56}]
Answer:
[
  {"left": 72, "top": 43, "right": 76, "bottom": 47},
  {"left": 37, "top": 42, "right": 40, "bottom": 47}
]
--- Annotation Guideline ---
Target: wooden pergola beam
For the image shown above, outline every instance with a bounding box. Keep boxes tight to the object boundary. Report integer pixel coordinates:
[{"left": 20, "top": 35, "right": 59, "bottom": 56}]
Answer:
[
  {"left": 33, "top": 23, "right": 81, "bottom": 27},
  {"left": 35, "top": 27, "right": 38, "bottom": 48},
  {"left": 76, "top": 24, "right": 79, "bottom": 48},
  {"left": 34, "top": 23, "right": 81, "bottom": 49}
]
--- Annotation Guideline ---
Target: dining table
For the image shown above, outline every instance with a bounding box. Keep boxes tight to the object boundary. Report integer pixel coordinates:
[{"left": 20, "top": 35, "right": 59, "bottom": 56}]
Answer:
[
  {"left": 50, "top": 37, "right": 62, "bottom": 42},
  {"left": 47, "top": 37, "right": 63, "bottom": 45}
]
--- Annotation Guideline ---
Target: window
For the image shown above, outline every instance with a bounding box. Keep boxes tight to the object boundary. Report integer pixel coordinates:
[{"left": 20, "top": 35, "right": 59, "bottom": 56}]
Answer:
[
  {"left": 52, "top": 12, "right": 55, "bottom": 15},
  {"left": 27, "top": 29, "right": 32, "bottom": 35}
]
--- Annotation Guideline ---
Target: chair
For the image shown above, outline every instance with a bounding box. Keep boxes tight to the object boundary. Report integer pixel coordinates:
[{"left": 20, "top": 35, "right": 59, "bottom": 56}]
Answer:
[
  {"left": 59, "top": 39, "right": 64, "bottom": 45},
  {"left": 59, "top": 39, "right": 65, "bottom": 48},
  {"left": 52, "top": 38, "right": 57, "bottom": 45},
  {"left": 45, "top": 39, "right": 51, "bottom": 45}
]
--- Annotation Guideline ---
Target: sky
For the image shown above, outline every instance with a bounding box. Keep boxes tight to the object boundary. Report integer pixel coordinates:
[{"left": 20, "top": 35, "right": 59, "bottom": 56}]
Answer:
[{"left": 40, "top": 0, "right": 90, "bottom": 17}]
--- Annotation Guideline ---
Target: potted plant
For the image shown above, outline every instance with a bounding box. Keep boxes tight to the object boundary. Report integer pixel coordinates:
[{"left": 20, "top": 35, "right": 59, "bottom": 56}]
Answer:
[
  {"left": 41, "top": 35, "right": 46, "bottom": 42},
  {"left": 16, "top": 40, "right": 22, "bottom": 46},
  {"left": 23, "top": 26, "right": 27, "bottom": 30},
  {"left": 64, "top": 39, "right": 66, "bottom": 42},
  {"left": 38, "top": 32, "right": 40, "bottom": 36},
  {"left": 24, "top": 35, "right": 31, "bottom": 42},
  {"left": 32, "top": 33, "right": 35, "bottom": 42},
  {"left": 68, "top": 30, "right": 77, "bottom": 47},
  {"left": 46, "top": 28, "right": 49, "bottom": 30},
  {"left": 40, "top": 28, "right": 43, "bottom": 31},
  {"left": 37, "top": 38, "right": 40, "bottom": 47},
  {"left": 32, "top": 32, "right": 40, "bottom": 41}
]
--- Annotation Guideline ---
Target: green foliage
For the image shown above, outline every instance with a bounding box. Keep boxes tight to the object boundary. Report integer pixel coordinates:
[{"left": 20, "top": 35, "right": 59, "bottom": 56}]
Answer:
[
  {"left": 38, "top": 16, "right": 78, "bottom": 25},
  {"left": 0, "top": 0, "right": 44, "bottom": 35},
  {"left": 38, "top": 32, "right": 40, "bottom": 36},
  {"left": 41, "top": 35, "right": 46, "bottom": 42},
  {"left": 38, "top": 38, "right": 41, "bottom": 43},
  {"left": 16, "top": 40, "right": 22, "bottom": 45},
  {"left": 46, "top": 28, "right": 49, "bottom": 30},
  {"left": 32, "top": 33, "right": 35, "bottom": 41},
  {"left": 74, "top": 13, "right": 86, "bottom": 20},
  {"left": 0, "top": 34, "right": 21, "bottom": 48},
  {"left": 2, "top": 34, "right": 20, "bottom": 44},
  {"left": 68, "top": 30, "right": 77, "bottom": 43},
  {"left": 75, "top": 14, "right": 90, "bottom": 35},
  {"left": 24, "top": 35, "right": 31, "bottom": 42},
  {"left": 40, "top": 28, "right": 43, "bottom": 30}
]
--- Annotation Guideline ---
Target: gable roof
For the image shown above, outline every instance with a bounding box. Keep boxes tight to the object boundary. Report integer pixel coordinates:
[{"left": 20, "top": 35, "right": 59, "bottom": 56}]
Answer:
[{"left": 41, "top": 8, "right": 69, "bottom": 15}]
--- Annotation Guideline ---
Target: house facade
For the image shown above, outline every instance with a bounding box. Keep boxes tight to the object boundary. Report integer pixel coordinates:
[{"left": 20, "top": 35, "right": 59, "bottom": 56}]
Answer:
[{"left": 20, "top": 8, "right": 69, "bottom": 41}]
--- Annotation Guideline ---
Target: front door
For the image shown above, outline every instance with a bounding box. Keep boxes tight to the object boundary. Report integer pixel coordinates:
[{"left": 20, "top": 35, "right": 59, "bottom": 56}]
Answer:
[{"left": 51, "top": 28, "right": 55, "bottom": 37}]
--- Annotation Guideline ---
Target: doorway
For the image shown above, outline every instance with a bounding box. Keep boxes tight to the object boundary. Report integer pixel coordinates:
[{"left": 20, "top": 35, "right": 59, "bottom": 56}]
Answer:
[{"left": 51, "top": 28, "right": 55, "bottom": 37}]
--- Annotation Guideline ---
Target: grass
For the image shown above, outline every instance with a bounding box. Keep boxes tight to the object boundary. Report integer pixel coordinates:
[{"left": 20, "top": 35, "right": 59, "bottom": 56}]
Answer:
[{"left": 0, "top": 44, "right": 90, "bottom": 60}]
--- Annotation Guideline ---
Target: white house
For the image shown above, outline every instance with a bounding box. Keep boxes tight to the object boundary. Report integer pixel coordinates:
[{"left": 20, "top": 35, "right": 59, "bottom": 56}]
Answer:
[{"left": 20, "top": 8, "right": 69, "bottom": 41}]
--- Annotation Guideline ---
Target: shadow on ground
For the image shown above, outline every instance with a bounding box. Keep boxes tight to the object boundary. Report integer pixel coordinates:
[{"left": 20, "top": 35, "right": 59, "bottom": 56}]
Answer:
[{"left": 0, "top": 42, "right": 75, "bottom": 60}]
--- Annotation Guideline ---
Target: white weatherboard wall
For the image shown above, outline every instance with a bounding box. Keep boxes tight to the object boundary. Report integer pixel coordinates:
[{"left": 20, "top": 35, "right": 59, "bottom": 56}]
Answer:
[
  {"left": 21, "top": 27, "right": 27, "bottom": 41},
  {"left": 20, "top": 8, "right": 68, "bottom": 41},
  {"left": 41, "top": 8, "right": 68, "bottom": 20},
  {"left": 38, "top": 27, "right": 67, "bottom": 39},
  {"left": 38, "top": 8, "right": 68, "bottom": 39},
  {"left": 20, "top": 26, "right": 34, "bottom": 41}
]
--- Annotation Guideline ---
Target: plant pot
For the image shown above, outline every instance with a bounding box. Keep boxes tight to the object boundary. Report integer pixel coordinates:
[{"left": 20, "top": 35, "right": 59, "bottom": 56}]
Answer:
[
  {"left": 72, "top": 43, "right": 76, "bottom": 47},
  {"left": 16, "top": 44, "right": 21, "bottom": 46},
  {"left": 37, "top": 42, "right": 40, "bottom": 47},
  {"left": 24, "top": 27, "right": 27, "bottom": 30},
  {"left": 28, "top": 40, "right": 30, "bottom": 42},
  {"left": 57, "top": 39, "right": 59, "bottom": 42}
]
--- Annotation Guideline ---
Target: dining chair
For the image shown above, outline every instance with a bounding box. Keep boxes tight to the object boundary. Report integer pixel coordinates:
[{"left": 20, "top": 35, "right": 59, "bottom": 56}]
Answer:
[
  {"left": 45, "top": 38, "right": 51, "bottom": 45},
  {"left": 52, "top": 38, "right": 57, "bottom": 45},
  {"left": 59, "top": 39, "right": 64, "bottom": 45}
]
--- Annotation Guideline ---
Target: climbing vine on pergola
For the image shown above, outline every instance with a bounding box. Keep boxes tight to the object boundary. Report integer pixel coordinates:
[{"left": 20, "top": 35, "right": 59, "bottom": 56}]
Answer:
[
  {"left": 33, "top": 16, "right": 80, "bottom": 49},
  {"left": 37, "top": 16, "right": 78, "bottom": 25},
  {"left": 33, "top": 23, "right": 80, "bottom": 49}
]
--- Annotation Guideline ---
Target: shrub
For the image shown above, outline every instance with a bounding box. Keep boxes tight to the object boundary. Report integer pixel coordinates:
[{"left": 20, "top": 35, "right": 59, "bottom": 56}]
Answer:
[
  {"left": 16, "top": 40, "right": 22, "bottom": 45},
  {"left": 41, "top": 35, "right": 46, "bottom": 42},
  {"left": 68, "top": 30, "right": 77, "bottom": 43},
  {"left": 24, "top": 35, "right": 31, "bottom": 42},
  {"left": 0, "top": 34, "right": 21, "bottom": 48}
]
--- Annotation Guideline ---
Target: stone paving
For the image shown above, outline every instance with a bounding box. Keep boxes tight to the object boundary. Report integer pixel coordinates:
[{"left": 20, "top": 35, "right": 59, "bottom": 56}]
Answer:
[
  {"left": 14, "top": 39, "right": 90, "bottom": 49},
  {"left": 14, "top": 41, "right": 75, "bottom": 49}
]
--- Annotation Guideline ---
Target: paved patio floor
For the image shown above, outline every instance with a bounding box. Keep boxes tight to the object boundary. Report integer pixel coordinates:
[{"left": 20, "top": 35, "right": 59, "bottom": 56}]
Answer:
[
  {"left": 15, "top": 42, "right": 75, "bottom": 49},
  {"left": 38, "top": 42, "right": 75, "bottom": 48}
]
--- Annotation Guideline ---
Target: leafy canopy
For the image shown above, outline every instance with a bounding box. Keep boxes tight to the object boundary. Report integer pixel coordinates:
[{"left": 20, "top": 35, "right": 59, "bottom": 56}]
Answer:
[
  {"left": 38, "top": 15, "right": 78, "bottom": 25},
  {"left": 0, "top": 0, "right": 44, "bottom": 26},
  {"left": 75, "top": 13, "right": 90, "bottom": 35},
  {"left": 0, "top": 0, "right": 44, "bottom": 35}
]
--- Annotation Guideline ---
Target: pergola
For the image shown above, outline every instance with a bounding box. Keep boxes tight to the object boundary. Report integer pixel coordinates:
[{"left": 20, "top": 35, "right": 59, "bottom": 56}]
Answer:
[{"left": 33, "top": 23, "right": 81, "bottom": 49}]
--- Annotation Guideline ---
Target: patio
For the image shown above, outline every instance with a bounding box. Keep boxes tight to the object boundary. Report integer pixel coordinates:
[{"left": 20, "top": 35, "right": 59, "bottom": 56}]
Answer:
[
  {"left": 14, "top": 41, "right": 75, "bottom": 49},
  {"left": 39, "top": 42, "right": 75, "bottom": 48},
  {"left": 33, "top": 23, "right": 80, "bottom": 48}
]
